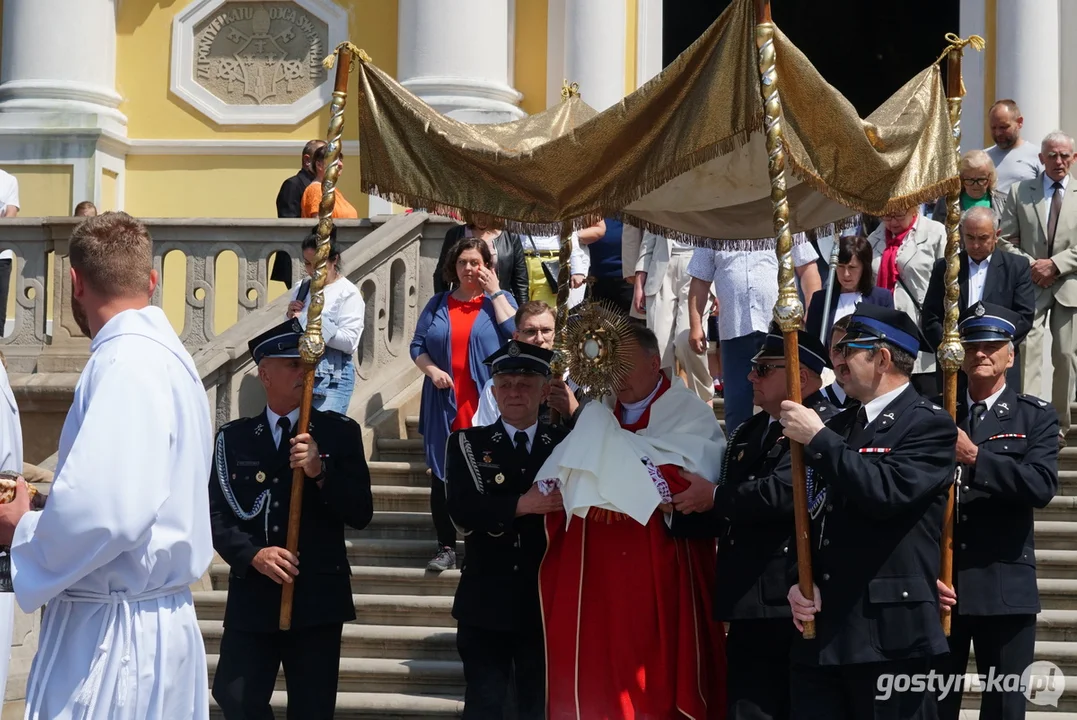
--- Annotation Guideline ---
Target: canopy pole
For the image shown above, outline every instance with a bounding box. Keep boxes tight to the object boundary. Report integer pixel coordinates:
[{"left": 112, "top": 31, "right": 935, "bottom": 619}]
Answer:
[
  {"left": 548, "top": 221, "right": 574, "bottom": 423},
  {"left": 754, "top": 0, "right": 815, "bottom": 639},
  {"left": 938, "top": 45, "right": 967, "bottom": 638},
  {"left": 280, "top": 44, "right": 353, "bottom": 632}
]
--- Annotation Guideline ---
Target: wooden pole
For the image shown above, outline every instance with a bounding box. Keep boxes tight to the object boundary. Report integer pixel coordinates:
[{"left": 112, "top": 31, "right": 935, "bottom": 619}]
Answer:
[
  {"left": 754, "top": 0, "right": 815, "bottom": 639},
  {"left": 937, "top": 46, "right": 966, "bottom": 637},
  {"left": 280, "top": 46, "right": 354, "bottom": 631}
]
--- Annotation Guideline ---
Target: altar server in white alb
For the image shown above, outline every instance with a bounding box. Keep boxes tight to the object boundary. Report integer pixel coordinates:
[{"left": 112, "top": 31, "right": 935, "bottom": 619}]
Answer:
[
  {"left": 0, "top": 350, "right": 23, "bottom": 704},
  {"left": 0, "top": 212, "right": 215, "bottom": 719}
]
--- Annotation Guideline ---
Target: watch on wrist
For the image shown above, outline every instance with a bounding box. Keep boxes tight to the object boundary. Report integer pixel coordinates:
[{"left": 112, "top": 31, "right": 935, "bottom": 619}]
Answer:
[{"left": 490, "top": 290, "right": 507, "bottom": 301}]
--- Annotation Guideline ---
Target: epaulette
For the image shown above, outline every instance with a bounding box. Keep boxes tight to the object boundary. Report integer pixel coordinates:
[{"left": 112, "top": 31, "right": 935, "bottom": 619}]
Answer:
[
  {"left": 916, "top": 398, "right": 947, "bottom": 414},
  {"left": 317, "top": 409, "right": 360, "bottom": 426},
  {"left": 216, "top": 416, "right": 253, "bottom": 435},
  {"left": 1018, "top": 393, "right": 1051, "bottom": 409}
]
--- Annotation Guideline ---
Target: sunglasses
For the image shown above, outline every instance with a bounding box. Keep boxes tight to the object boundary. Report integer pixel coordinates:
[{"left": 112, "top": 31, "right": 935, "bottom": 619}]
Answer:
[
  {"left": 836, "top": 341, "right": 876, "bottom": 358},
  {"left": 751, "top": 361, "right": 786, "bottom": 377}
]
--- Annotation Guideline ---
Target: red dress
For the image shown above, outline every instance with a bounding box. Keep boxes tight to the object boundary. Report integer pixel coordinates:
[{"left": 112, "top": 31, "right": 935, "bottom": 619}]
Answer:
[
  {"left": 540, "top": 376, "right": 727, "bottom": 719},
  {"left": 447, "top": 295, "right": 483, "bottom": 432}
]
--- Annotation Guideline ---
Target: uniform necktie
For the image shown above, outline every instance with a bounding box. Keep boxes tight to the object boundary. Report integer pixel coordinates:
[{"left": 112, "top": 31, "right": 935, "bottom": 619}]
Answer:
[
  {"left": 1048, "top": 181, "right": 1064, "bottom": 256},
  {"left": 514, "top": 430, "right": 530, "bottom": 465},
  {"left": 969, "top": 402, "right": 987, "bottom": 434},
  {"left": 848, "top": 406, "right": 870, "bottom": 447},
  {"left": 762, "top": 420, "right": 784, "bottom": 450},
  {"left": 277, "top": 416, "right": 291, "bottom": 452}
]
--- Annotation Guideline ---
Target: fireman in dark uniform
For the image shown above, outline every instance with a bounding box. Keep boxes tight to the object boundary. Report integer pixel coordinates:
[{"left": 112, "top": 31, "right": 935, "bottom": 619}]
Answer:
[
  {"left": 445, "top": 339, "right": 568, "bottom": 719},
  {"left": 670, "top": 324, "right": 840, "bottom": 720},
  {"left": 209, "top": 318, "right": 374, "bottom": 720},
  {"left": 937, "top": 302, "right": 1059, "bottom": 720},
  {"left": 781, "top": 303, "right": 958, "bottom": 720}
]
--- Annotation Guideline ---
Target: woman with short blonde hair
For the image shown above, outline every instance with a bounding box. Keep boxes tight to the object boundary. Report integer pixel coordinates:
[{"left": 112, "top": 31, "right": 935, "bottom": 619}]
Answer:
[{"left": 931, "top": 149, "right": 1006, "bottom": 222}]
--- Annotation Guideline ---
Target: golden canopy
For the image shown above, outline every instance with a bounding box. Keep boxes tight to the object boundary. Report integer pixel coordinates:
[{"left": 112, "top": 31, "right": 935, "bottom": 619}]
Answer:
[{"left": 353, "top": 0, "right": 958, "bottom": 243}]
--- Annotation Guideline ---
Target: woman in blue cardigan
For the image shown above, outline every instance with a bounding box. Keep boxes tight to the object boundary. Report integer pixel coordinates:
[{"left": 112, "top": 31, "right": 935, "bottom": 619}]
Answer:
[
  {"left": 411, "top": 237, "right": 517, "bottom": 571},
  {"left": 805, "top": 234, "right": 893, "bottom": 345}
]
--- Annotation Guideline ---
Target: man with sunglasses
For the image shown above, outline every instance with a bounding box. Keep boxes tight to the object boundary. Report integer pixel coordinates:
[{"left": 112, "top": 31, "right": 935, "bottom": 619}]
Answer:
[
  {"left": 782, "top": 304, "right": 958, "bottom": 720},
  {"left": 671, "top": 324, "right": 839, "bottom": 720},
  {"left": 935, "top": 302, "right": 1058, "bottom": 720},
  {"left": 820, "top": 316, "right": 856, "bottom": 409}
]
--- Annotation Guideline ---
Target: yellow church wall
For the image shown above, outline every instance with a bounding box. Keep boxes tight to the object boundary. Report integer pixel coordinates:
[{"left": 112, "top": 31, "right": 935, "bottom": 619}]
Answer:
[
  {"left": 515, "top": 0, "right": 548, "bottom": 114},
  {"left": 123, "top": 154, "right": 366, "bottom": 219},
  {"left": 0, "top": 165, "right": 73, "bottom": 218},
  {"left": 624, "top": 0, "right": 637, "bottom": 95},
  {"left": 115, "top": 0, "right": 398, "bottom": 142},
  {"left": 100, "top": 170, "right": 118, "bottom": 213}
]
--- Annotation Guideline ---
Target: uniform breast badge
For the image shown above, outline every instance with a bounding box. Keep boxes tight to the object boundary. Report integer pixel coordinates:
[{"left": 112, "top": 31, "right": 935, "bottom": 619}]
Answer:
[
  {"left": 494, "top": 473, "right": 505, "bottom": 484},
  {"left": 483, "top": 452, "right": 493, "bottom": 464},
  {"left": 256, "top": 471, "right": 266, "bottom": 483}
]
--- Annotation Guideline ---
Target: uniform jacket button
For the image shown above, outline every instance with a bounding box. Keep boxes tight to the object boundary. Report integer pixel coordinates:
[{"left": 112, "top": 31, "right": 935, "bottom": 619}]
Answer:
[
  {"left": 814, "top": 453, "right": 822, "bottom": 460},
  {"left": 782, "top": 546, "right": 788, "bottom": 554},
  {"left": 826, "top": 504, "right": 834, "bottom": 512},
  {"left": 513, "top": 565, "right": 518, "bottom": 572},
  {"left": 272, "top": 501, "right": 279, "bottom": 508},
  {"left": 960, "top": 543, "right": 967, "bottom": 550},
  {"left": 272, "top": 477, "right": 279, "bottom": 484},
  {"left": 960, "top": 514, "right": 966, "bottom": 522},
  {"left": 272, "top": 525, "right": 280, "bottom": 532},
  {"left": 962, "top": 485, "right": 969, "bottom": 492},
  {"left": 823, "top": 539, "right": 830, "bottom": 547},
  {"left": 822, "top": 573, "right": 830, "bottom": 581},
  {"left": 901, "top": 591, "right": 909, "bottom": 599}
]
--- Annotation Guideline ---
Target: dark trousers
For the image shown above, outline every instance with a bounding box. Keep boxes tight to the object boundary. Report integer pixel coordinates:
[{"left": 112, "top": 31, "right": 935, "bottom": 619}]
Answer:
[
  {"left": 790, "top": 657, "right": 938, "bottom": 720},
  {"left": 938, "top": 613, "right": 1036, "bottom": 720},
  {"left": 0, "top": 258, "right": 10, "bottom": 336},
  {"left": 457, "top": 622, "right": 545, "bottom": 720},
  {"left": 430, "top": 474, "right": 457, "bottom": 548},
  {"left": 589, "top": 276, "right": 633, "bottom": 315},
  {"left": 212, "top": 623, "right": 344, "bottom": 720},
  {"left": 727, "top": 618, "right": 795, "bottom": 720}
]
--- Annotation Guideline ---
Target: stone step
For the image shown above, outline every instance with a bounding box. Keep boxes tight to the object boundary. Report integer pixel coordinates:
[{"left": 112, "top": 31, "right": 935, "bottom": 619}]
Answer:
[
  {"left": 1057, "top": 472, "right": 1077, "bottom": 497},
  {"left": 344, "top": 538, "right": 463, "bottom": 568},
  {"left": 1039, "top": 580, "right": 1077, "bottom": 611},
  {"left": 199, "top": 620, "right": 459, "bottom": 660},
  {"left": 352, "top": 511, "right": 440, "bottom": 541},
  {"left": 1033, "top": 522, "right": 1077, "bottom": 551},
  {"left": 373, "top": 485, "right": 433, "bottom": 513},
  {"left": 209, "top": 691, "right": 463, "bottom": 719},
  {"left": 206, "top": 655, "right": 464, "bottom": 695},
  {"left": 377, "top": 438, "right": 426, "bottom": 462},
  {"left": 208, "top": 563, "right": 460, "bottom": 596},
  {"left": 369, "top": 461, "right": 429, "bottom": 488},
  {"left": 1036, "top": 610, "right": 1077, "bottom": 643},
  {"left": 1035, "top": 550, "right": 1077, "bottom": 580},
  {"left": 1038, "top": 496, "right": 1077, "bottom": 521},
  {"left": 193, "top": 591, "right": 456, "bottom": 627}
]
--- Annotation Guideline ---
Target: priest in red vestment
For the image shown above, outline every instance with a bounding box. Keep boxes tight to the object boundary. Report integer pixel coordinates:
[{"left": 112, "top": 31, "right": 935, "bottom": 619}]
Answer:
[{"left": 537, "top": 323, "right": 727, "bottom": 720}]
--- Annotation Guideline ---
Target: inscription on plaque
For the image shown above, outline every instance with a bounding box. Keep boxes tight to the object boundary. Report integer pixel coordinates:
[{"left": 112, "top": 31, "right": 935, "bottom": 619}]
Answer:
[{"left": 193, "top": 2, "right": 328, "bottom": 106}]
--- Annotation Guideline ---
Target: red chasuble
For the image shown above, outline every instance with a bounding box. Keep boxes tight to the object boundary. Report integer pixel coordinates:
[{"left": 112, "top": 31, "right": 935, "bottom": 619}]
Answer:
[{"left": 540, "top": 375, "right": 727, "bottom": 719}]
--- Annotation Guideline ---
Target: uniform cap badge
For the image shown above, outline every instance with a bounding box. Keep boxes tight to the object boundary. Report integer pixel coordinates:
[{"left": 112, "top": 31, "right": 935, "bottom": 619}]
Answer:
[
  {"left": 494, "top": 473, "right": 505, "bottom": 484},
  {"left": 256, "top": 471, "right": 266, "bottom": 483},
  {"left": 975, "top": 304, "right": 985, "bottom": 317}
]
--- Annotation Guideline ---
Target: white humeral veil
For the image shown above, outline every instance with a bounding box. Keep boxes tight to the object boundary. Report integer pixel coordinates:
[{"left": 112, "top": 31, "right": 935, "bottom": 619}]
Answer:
[{"left": 536, "top": 379, "right": 726, "bottom": 526}]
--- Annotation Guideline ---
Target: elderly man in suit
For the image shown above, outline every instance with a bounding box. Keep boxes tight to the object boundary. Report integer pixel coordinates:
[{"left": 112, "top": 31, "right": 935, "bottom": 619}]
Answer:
[
  {"left": 629, "top": 229, "right": 713, "bottom": 403},
  {"left": 999, "top": 130, "right": 1076, "bottom": 448},
  {"left": 923, "top": 206, "right": 1035, "bottom": 391},
  {"left": 868, "top": 205, "right": 948, "bottom": 396}
]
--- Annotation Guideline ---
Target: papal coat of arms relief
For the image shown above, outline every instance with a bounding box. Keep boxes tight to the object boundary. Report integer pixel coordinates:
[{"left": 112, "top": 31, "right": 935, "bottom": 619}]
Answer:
[{"left": 192, "top": 2, "right": 328, "bottom": 106}]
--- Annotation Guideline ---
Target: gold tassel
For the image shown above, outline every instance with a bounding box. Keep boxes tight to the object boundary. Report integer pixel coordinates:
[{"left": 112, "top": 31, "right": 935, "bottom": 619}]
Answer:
[
  {"left": 935, "top": 33, "right": 986, "bottom": 96},
  {"left": 323, "top": 42, "right": 370, "bottom": 70}
]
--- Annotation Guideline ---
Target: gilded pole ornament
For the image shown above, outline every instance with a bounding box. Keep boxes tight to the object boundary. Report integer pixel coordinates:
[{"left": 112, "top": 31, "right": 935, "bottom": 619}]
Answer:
[
  {"left": 550, "top": 222, "right": 575, "bottom": 377},
  {"left": 937, "top": 92, "right": 965, "bottom": 376},
  {"left": 756, "top": 22, "right": 801, "bottom": 332}
]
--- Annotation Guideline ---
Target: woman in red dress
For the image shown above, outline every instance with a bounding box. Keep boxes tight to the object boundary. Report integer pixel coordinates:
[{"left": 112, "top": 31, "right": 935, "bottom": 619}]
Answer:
[{"left": 410, "top": 238, "right": 517, "bottom": 571}]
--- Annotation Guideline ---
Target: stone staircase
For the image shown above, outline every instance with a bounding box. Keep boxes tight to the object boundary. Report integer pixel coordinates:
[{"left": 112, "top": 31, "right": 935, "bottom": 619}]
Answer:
[{"left": 194, "top": 401, "right": 1077, "bottom": 718}]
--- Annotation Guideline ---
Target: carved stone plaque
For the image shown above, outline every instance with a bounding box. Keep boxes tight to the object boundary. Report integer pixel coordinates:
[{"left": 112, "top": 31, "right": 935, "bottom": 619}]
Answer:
[{"left": 192, "top": 2, "right": 328, "bottom": 107}]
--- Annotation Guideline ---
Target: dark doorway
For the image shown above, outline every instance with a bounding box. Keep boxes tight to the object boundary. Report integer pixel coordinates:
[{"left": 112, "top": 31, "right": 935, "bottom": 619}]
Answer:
[{"left": 663, "top": 0, "right": 959, "bottom": 117}]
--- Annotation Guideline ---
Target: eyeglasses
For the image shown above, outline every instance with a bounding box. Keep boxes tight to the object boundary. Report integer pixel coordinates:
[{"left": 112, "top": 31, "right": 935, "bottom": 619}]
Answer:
[
  {"left": 881, "top": 212, "right": 910, "bottom": 221},
  {"left": 751, "top": 361, "right": 785, "bottom": 377},
  {"left": 837, "top": 341, "right": 876, "bottom": 358},
  {"left": 961, "top": 177, "right": 989, "bottom": 187},
  {"left": 519, "top": 326, "right": 556, "bottom": 338}
]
